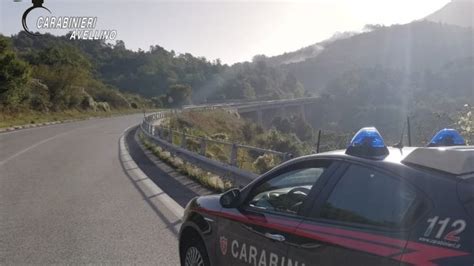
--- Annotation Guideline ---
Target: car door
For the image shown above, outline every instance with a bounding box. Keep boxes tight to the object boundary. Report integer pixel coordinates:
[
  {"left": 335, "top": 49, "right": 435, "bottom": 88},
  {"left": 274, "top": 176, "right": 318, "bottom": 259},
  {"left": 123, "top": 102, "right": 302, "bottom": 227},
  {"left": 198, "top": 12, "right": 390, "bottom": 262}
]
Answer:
[
  {"left": 288, "top": 163, "right": 426, "bottom": 266},
  {"left": 216, "top": 159, "right": 339, "bottom": 266}
]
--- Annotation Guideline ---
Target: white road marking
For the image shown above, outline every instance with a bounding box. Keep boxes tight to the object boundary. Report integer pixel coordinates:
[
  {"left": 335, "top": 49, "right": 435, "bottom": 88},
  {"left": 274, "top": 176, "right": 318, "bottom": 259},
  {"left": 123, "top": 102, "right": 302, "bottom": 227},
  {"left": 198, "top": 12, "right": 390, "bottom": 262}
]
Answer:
[
  {"left": 119, "top": 128, "right": 184, "bottom": 220},
  {"left": 0, "top": 127, "right": 92, "bottom": 166}
]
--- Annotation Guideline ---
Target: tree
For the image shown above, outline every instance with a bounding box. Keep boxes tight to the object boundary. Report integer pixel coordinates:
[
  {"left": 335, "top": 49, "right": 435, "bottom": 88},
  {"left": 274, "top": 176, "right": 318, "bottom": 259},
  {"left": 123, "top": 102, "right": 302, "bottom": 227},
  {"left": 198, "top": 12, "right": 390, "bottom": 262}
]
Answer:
[
  {"left": 166, "top": 84, "right": 192, "bottom": 107},
  {"left": 29, "top": 79, "right": 50, "bottom": 111},
  {"left": 0, "top": 37, "right": 31, "bottom": 107},
  {"left": 457, "top": 105, "right": 473, "bottom": 145},
  {"left": 294, "top": 115, "right": 313, "bottom": 141},
  {"left": 255, "top": 129, "right": 310, "bottom": 156},
  {"left": 271, "top": 115, "right": 313, "bottom": 141},
  {"left": 271, "top": 116, "right": 292, "bottom": 134},
  {"left": 33, "top": 64, "right": 88, "bottom": 110},
  {"left": 28, "top": 45, "right": 92, "bottom": 110}
]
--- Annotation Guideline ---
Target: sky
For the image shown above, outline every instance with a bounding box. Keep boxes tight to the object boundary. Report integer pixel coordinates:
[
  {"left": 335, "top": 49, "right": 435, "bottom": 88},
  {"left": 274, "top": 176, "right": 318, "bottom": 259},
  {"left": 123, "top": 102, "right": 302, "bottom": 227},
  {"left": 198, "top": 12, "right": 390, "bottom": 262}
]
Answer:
[{"left": 0, "top": 0, "right": 450, "bottom": 64}]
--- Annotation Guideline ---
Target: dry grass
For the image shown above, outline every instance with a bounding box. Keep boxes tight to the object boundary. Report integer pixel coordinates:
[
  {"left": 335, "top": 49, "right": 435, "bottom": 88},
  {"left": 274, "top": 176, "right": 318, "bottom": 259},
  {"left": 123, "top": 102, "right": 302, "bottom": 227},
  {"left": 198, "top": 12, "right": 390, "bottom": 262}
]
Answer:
[
  {"left": 139, "top": 132, "right": 233, "bottom": 192},
  {"left": 171, "top": 109, "right": 246, "bottom": 140}
]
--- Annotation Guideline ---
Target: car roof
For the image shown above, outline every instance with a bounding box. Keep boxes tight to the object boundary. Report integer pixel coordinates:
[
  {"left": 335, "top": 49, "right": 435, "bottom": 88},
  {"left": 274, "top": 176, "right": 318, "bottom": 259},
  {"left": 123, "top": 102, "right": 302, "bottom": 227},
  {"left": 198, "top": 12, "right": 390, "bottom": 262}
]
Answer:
[
  {"left": 402, "top": 146, "right": 474, "bottom": 176},
  {"left": 302, "top": 147, "right": 417, "bottom": 164},
  {"left": 297, "top": 146, "right": 474, "bottom": 178}
]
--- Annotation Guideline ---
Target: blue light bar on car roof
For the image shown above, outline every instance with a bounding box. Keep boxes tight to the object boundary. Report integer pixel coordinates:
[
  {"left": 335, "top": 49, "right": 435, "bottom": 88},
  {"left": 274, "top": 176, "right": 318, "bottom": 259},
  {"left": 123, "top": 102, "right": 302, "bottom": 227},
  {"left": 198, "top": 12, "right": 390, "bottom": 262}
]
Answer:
[
  {"left": 428, "top": 129, "right": 466, "bottom": 147},
  {"left": 346, "top": 127, "right": 389, "bottom": 159}
]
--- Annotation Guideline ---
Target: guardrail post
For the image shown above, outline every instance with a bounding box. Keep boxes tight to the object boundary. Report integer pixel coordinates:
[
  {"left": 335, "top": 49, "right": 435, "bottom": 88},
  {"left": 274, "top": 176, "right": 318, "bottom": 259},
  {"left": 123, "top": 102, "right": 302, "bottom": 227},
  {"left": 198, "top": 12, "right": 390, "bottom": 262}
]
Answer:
[
  {"left": 181, "top": 132, "right": 186, "bottom": 148},
  {"left": 200, "top": 139, "right": 207, "bottom": 156},
  {"left": 230, "top": 144, "right": 238, "bottom": 166}
]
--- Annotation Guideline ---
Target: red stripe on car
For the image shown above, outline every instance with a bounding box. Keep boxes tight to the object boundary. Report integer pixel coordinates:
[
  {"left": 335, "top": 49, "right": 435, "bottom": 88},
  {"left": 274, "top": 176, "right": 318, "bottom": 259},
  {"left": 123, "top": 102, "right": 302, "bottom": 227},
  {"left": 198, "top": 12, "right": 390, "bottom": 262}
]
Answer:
[{"left": 195, "top": 207, "right": 470, "bottom": 265}]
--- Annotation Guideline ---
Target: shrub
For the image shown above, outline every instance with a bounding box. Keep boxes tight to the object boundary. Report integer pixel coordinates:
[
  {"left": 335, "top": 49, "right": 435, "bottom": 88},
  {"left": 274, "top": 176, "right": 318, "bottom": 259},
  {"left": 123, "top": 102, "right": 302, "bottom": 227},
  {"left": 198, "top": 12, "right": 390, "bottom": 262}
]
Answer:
[
  {"left": 211, "top": 132, "right": 229, "bottom": 141},
  {"left": 29, "top": 79, "right": 50, "bottom": 111},
  {"left": 253, "top": 153, "right": 278, "bottom": 174},
  {"left": 256, "top": 129, "right": 309, "bottom": 156},
  {"left": 0, "top": 37, "right": 31, "bottom": 107},
  {"left": 96, "top": 102, "right": 111, "bottom": 112}
]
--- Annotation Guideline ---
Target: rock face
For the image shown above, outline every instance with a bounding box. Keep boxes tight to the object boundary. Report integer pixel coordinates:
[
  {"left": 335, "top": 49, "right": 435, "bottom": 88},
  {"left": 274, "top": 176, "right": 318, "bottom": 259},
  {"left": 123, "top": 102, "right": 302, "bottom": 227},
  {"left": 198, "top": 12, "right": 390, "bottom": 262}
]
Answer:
[
  {"left": 425, "top": 0, "right": 473, "bottom": 28},
  {"left": 79, "top": 88, "right": 111, "bottom": 112}
]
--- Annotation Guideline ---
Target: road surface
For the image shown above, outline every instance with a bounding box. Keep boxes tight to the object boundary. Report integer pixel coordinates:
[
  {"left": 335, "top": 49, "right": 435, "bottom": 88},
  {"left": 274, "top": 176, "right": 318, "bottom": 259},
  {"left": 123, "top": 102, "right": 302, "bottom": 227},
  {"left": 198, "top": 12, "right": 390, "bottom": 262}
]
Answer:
[{"left": 0, "top": 115, "right": 180, "bottom": 264}]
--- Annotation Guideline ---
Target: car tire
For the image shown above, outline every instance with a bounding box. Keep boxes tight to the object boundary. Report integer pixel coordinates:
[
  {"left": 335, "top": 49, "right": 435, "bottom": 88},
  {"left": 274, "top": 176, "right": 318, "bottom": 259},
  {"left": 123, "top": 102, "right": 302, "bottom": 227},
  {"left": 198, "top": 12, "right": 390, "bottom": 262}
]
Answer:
[{"left": 180, "top": 233, "right": 211, "bottom": 266}]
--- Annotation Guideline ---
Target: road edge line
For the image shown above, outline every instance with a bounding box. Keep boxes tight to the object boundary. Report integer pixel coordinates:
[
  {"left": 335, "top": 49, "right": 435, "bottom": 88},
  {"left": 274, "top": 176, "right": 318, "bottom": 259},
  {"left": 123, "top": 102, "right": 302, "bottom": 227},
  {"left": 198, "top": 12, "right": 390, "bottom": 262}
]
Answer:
[{"left": 119, "top": 126, "right": 185, "bottom": 220}]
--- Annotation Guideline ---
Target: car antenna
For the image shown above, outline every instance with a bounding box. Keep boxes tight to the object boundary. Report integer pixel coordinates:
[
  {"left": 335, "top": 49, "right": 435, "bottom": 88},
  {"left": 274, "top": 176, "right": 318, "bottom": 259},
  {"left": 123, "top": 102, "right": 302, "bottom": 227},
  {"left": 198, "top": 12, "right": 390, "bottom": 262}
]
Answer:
[{"left": 393, "top": 120, "right": 406, "bottom": 150}]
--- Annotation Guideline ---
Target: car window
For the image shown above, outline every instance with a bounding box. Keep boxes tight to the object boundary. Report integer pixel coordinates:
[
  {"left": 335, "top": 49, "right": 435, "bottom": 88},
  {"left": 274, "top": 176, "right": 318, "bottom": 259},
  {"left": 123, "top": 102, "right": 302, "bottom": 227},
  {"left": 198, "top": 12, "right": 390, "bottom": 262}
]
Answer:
[
  {"left": 319, "top": 164, "right": 417, "bottom": 228},
  {"left": 247, "top": 166, "right": 328, "bottom": 215}
]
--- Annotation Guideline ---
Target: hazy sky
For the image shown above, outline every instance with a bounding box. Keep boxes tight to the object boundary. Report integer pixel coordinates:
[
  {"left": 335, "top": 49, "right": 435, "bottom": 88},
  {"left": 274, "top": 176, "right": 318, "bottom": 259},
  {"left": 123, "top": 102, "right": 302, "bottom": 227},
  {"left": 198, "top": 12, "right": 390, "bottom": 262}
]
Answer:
[{"left": 0, "top": 0, "right": 449, "bottom": 64}]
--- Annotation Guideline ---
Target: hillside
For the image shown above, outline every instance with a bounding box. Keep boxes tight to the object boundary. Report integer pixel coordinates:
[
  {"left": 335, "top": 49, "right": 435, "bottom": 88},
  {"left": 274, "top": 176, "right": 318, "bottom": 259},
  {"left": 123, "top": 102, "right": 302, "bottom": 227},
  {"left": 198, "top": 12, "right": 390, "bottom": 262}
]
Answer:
[
  {"left": 257, "top": 19, "right": 473, "bottom": 140},
  {"left": 0, "top": 34, "right": 151, "bottom": 118},
  {"left": 7, "top": 32, "right": 304, "bottom": 105},
  {"left": 257, "top": 44, "right": 324, "bottom": 66},
  {"left": 9, "top": 32, "right": 226, "bottom": 103},
  {"left": 167, "top": 109, "right": 313, "bottom": 173},
  {"left": 258, "top": 31, "right": 356, "bottom": 67},
  {"left": 425, "top": 0, "right": 474, "bottom": 28},
  {"left": 284, "top": 21, "right": 473, "bottom": 92}
]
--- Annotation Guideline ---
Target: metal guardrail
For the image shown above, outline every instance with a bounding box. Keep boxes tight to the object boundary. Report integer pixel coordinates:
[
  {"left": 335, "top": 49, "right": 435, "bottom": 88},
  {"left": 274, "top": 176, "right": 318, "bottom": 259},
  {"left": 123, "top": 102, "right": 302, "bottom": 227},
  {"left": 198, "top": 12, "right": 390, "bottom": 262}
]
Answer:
[{"left": 140, "top": 109, "right": 291, "bottom": 187}]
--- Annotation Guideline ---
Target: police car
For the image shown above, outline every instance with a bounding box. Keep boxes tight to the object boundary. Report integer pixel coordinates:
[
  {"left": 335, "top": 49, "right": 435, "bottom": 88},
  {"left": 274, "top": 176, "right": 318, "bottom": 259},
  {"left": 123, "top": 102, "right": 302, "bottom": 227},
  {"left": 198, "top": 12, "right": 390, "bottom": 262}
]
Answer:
[{"left": 179, "top": 127, "right": 474, "bottom": 266}]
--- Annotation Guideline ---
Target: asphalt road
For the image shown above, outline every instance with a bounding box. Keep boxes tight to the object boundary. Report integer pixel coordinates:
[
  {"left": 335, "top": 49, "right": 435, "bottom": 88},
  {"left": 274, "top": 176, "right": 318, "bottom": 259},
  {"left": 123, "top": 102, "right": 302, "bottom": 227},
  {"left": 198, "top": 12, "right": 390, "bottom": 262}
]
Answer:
[{"left": 0, "top": 115, "right": 180, "bottom": 264}]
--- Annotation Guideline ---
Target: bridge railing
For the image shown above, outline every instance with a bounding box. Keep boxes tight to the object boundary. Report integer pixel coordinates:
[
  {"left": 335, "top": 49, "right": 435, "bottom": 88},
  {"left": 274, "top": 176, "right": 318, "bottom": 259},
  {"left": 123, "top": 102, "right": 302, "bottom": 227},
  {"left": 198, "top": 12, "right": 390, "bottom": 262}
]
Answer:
[{"left": 140, "top": 109, "right": 291, "bottom": 187}]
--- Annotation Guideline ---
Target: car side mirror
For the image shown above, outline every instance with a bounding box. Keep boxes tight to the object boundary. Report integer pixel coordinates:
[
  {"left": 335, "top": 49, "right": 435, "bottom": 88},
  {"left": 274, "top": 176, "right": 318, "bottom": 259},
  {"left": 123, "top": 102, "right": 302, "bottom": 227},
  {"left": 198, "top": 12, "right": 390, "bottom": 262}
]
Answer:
[{"left": 220, "top": 188, "right": 241, "bottom": 208}]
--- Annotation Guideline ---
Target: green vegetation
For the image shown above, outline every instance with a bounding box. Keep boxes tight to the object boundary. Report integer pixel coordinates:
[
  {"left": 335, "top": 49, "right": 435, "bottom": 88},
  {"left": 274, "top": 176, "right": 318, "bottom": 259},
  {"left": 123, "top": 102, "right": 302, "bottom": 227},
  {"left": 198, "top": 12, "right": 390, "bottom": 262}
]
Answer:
[
  {"left": 2, "top": 19, "right": 471, "bottom": 144},
  {"left": 0, "top": 37, "right": 30, "bottom": 108},
  {"left": 169, "top": 109, "right": 245, "bottom": 139},
  {"left": 455, "top": 105, "right": 473, "bottom": 145},
  {"left": 168, "top": 110, "right": 317, "bottom": 156},
  {"left": 2, "top": 32, "right": 306, "bottom": 124},
  {"left": 206, "top": 58, "right": 305, "bottom": 102},
  {"left": 166, "top": 110, "right": 314, "bottom": 174},
  {"left": 0, "top": 34, "right": 151, "bottom": 126},
  {"left": 164, "top": 110, "right": 366, "bottom": 173},
  {"left": 286, "top": 21, "right": 473, "bottom": 92},
  {"left": 259, "top": 21, "right": 472, "bottom": 142},
  {"left": 271, "top": 115, "right": 313, "bottom": 141}
]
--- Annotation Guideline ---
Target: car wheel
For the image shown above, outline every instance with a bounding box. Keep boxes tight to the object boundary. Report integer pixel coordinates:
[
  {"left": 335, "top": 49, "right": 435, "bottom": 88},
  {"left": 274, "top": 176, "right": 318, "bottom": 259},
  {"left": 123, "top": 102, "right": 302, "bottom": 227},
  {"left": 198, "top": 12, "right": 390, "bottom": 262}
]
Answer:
[{"left": 181, "top": 234, "right": 210, "bottom": 266}]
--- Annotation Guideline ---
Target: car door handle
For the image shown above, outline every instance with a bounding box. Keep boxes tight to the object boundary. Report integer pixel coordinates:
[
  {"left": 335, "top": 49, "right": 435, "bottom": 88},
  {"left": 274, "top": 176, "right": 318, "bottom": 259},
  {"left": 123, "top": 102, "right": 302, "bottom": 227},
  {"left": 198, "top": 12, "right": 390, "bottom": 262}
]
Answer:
[
  {"left": 300, "top": 243, "right": 323, "bottom": 249},
  {"left": 264, "top": 233, "right": 286, "bottom": 242}
]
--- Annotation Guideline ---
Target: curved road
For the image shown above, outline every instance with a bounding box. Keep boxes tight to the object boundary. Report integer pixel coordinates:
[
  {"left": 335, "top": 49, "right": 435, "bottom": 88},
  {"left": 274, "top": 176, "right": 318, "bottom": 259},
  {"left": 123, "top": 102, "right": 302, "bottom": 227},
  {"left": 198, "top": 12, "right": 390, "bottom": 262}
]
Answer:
[{"left": 0, "top": 115, "right": 180, "bottom": 264}]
